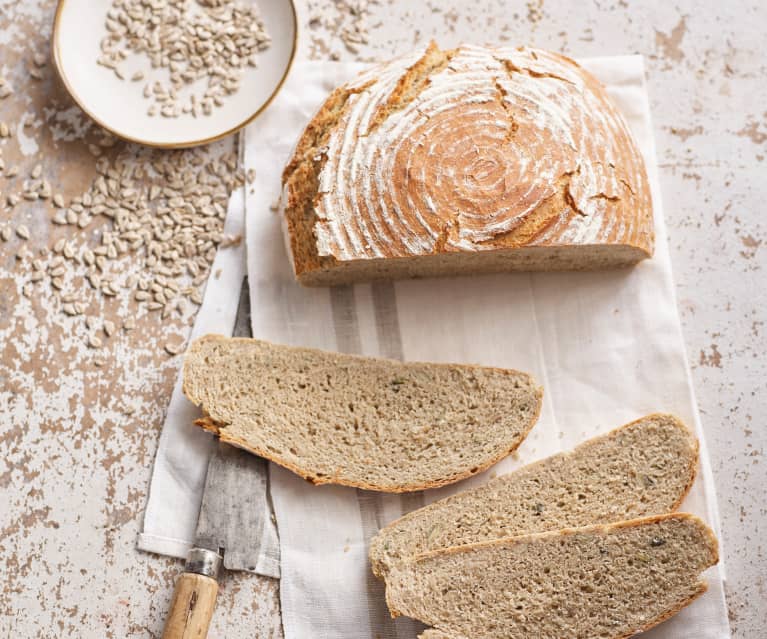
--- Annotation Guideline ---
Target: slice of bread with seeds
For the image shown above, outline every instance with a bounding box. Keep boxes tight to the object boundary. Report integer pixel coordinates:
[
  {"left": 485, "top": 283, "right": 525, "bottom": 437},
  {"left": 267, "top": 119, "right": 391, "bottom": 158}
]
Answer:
[
  {"left": 383, "top": 513, "right": 718, "bottom": 639},
  {"left": 370, "top": 414, "right": 698, "bottom": 575}
]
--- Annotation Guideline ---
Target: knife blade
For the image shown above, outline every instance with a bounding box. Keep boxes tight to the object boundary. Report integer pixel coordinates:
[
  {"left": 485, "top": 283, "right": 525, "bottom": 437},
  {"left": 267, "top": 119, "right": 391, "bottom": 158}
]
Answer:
[{"left": 162, "top": 277, "right": 273, "bottom": 639}]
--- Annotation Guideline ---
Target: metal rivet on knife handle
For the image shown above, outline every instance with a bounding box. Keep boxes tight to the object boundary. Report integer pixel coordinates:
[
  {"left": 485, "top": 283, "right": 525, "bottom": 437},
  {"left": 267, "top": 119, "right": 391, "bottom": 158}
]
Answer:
[{"left": 161, "top": 548, "right": 222, "bottom": 639}]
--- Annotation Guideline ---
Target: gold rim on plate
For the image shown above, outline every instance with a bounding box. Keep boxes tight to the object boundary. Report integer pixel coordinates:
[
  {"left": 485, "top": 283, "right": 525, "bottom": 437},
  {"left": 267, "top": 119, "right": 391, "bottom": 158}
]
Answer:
[{"left": 51, "top": 0, "right": 298, "bottom": 149}]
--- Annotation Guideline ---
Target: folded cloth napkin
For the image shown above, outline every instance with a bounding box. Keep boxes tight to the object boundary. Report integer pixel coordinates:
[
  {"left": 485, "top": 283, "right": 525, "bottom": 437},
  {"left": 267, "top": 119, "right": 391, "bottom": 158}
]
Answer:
[
  {"left": 244, "top": 57, "right": 731, "bottom": 639},
  {"left": 137, "top": 165, "right": 280, "bottom": 579}
]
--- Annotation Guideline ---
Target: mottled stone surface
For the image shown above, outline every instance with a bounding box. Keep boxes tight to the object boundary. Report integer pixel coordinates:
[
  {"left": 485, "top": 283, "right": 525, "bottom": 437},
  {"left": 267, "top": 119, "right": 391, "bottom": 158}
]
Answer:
[{"left": 1, "top": 0, "right": 764, "bottom": 637}]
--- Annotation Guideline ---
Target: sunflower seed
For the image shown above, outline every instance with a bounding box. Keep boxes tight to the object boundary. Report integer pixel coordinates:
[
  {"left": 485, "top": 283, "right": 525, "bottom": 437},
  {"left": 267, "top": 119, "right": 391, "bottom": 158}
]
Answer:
[
  {"left": 103, "top": 320, "right": 116, "bottom": 336},
  {"left": 164, "top": 341, "right": 183, "bottom": 355}
]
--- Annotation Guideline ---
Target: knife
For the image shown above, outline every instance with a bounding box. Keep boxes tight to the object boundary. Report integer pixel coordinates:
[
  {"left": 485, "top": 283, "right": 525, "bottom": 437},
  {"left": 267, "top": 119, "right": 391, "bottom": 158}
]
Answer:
[{"left": 162, "top": 278, "right": 273, "bottom": 639}]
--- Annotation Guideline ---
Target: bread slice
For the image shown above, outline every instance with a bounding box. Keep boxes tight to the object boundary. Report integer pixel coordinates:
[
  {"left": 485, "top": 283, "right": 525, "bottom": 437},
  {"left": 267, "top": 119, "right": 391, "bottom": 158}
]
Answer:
[
  {"left": 384, "top": 513, "right": 719, "bottom": 639},
  {"left": 370, "top": 414, "right": 698, "bottom": 575},
  {"left": 182, "top": 335, "right": 543, "bottom": 492}
]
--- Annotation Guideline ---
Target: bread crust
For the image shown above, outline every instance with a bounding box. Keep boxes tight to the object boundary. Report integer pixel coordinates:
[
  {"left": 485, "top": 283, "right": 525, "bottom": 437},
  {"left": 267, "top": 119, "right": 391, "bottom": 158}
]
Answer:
[
  {"left": 283, "top": 42, "right": 655, "bottom": 286},
  {"left": 185, "top": 334, "right": 544, "bottom": 493}
]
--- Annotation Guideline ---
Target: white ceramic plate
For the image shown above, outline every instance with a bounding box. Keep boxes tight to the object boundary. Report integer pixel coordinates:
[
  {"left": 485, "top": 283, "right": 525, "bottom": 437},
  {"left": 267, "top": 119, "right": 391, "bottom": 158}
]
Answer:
[{"left": 52, "top": 0, "right": 297, "bottom": 148}]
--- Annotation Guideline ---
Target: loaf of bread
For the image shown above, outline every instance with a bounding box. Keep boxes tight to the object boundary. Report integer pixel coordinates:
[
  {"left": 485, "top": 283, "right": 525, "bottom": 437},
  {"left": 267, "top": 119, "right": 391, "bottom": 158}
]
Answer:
[
  {"left": 282, "top": 41, "right": 654, "bottom": 286},
  {"left": 182, "top": 335, "right": 543, "bottom": 492},
  {"left": 383, "top": 513, "right": 718, "bottom": 639},
  {"left": 370, "top": 413, "right": 698, "bottom": 576}
]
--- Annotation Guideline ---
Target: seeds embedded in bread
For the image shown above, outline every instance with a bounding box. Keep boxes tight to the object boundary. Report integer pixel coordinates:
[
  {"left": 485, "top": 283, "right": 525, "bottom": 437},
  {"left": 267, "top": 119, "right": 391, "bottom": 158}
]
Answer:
[
  {"left": 384, "top": 513, "right": 718, "bottom": 639},
  {"left": 370, "top": 413, "right": 698, "bottom": 575}
]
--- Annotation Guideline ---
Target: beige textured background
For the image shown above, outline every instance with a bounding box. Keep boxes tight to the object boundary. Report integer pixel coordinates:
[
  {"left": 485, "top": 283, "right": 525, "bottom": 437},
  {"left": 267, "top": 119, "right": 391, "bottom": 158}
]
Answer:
[{"left": 1, "top": 0, "right": 764, "bottom": 637}]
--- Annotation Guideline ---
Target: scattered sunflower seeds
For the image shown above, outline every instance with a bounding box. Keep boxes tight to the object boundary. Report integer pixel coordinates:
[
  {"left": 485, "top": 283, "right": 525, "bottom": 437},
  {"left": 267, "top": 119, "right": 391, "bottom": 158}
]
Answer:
[{"left": 6, "top": 121, "right": 246, "bottom": 348}]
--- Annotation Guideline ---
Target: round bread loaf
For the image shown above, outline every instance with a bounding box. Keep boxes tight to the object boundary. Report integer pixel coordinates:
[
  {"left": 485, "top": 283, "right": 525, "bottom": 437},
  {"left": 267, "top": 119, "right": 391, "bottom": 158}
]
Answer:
[{"left": 283, "top": 42, "right": 654, "bottom": 286}]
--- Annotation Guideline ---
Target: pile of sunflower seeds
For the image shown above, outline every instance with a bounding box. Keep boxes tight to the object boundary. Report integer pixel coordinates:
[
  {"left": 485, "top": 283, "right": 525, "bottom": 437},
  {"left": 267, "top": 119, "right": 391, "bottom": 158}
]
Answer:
[
  {"left": 47, "top": 148, "right": 244, "bottom": 315},
  {"left": 98, "top": 0, "right": 271, "bottom": 118},
  {"left": 2, "top": 133, "right": 246, "bottom": 356}
]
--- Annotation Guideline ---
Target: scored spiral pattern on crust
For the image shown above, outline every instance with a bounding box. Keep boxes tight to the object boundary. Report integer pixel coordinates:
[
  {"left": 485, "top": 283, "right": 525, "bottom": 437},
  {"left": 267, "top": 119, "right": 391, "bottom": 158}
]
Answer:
[{"left": 292, "top": 43, "right": 653, "bottom": 263}]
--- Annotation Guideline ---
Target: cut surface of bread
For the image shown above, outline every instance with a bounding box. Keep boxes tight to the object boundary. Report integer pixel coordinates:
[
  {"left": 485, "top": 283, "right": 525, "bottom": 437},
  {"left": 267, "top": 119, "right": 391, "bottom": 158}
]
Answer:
[
  {"left": 282, "top": 41, "right": 654, "bottom": 286},
  {"left": 182, "top": 335, "right": 543, "bottom": 492},
  {"left": 370, "top": 413, "right": 698, "bottom": 575},
  {"left": 384, "top": 513, "right": 718, "bottom": 639}
]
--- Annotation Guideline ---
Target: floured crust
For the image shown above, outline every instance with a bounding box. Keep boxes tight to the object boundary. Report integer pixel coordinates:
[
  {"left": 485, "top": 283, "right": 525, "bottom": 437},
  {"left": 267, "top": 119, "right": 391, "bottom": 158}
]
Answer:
[{"left": 283, "top": 42, "right": 654, "bottom": 286}]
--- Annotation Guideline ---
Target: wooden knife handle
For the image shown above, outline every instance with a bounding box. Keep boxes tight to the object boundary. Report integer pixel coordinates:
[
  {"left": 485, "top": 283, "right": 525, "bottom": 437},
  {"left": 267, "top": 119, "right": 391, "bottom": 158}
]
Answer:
[{"left": 162, "top": 572, "right": 218, "bottom": 639}]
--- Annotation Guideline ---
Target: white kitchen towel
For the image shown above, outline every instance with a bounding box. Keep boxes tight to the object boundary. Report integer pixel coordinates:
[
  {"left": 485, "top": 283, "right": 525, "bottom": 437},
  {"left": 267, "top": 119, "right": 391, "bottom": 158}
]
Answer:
[
  {"left": 137, "top": 174, "right": 280, "bottom": 579},
  {"left": 244, "top": 56, "right": 731, "bottom": 638}
]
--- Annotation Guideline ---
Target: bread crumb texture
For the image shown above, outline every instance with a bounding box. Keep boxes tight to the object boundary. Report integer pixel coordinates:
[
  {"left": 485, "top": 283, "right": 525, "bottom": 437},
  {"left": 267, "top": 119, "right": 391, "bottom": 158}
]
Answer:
[
  {"left": 182, "top": 335, "right": 542, "bottom": 492},
  {"left": 370, "top": 413, "right": 699, "bottom": 575},
  {"left": 385, "top": 513, "right": 718, "bottom": 639}
]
